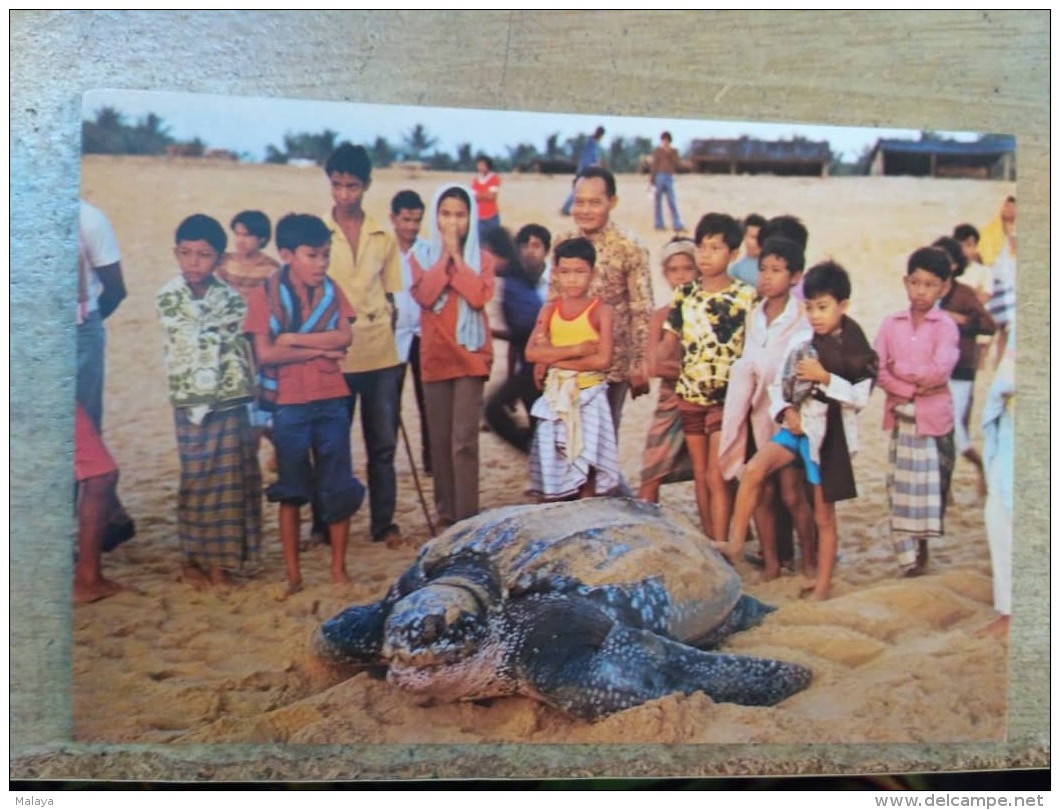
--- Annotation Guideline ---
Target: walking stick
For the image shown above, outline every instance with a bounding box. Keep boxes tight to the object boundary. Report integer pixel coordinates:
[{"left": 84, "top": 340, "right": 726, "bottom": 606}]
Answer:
[{"left": 398, "top": 414, "right": 437, "bottom": 538}]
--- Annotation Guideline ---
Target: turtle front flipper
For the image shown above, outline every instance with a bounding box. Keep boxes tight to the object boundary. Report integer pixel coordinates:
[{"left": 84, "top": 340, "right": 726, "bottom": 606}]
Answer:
[
  {"left": 514, "top": 595, "right": 811, "bottom": 721},
  {"left": 313, "top": 599, "right": 391, "bottom": 666}
]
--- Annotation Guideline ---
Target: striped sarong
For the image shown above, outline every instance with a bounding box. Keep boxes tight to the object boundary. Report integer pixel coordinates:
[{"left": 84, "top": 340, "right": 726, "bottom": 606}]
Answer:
[
  {"left": 639, "top": 382, "right": 693, "bottom": 487},
  {"left": 987, "top": 275, "right": 1016, "bottom": 329},
  {"left": 887, "top": 412, "right": 955, "bottom": 569},
  {"left": 175, "top": 405, "right": 262, "bottom": 573},
  {"left": 529, "top": 381, "right": 620, "bottom": 499}
]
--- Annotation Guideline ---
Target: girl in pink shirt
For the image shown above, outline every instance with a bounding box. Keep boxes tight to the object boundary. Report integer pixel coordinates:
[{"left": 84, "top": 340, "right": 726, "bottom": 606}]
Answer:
[{"left": 874, "top": 247, "right": 960, "bottom": 577}]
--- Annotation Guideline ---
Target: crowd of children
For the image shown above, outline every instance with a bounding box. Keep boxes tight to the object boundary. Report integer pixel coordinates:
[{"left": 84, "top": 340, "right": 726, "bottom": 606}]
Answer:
[{"left": 77, "top": 143, "right": 1015, "bottom": 619}]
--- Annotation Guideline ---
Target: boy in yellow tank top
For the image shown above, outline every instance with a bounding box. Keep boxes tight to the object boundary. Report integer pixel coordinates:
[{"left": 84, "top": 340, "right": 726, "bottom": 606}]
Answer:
[{"left": 525, "top": 237, "right": 619, "bottom": 500}]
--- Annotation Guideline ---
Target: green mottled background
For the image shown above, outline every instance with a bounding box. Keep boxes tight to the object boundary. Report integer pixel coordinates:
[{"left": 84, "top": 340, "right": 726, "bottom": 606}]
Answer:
[{"left": 10, "top": 10, "right": 1048, "bottom": 780}]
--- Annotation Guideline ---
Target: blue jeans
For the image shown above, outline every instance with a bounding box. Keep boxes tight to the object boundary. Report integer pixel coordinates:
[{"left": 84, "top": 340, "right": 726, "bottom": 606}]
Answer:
[
  {"left": 653, "top": 172, "right": 684, "bottom": 230},
  {"left": 561, "top": 188, "right": 575, "bottom": 216},
  {"left": 268, "top": 398, "right": 365, "bottom": 524},
  {"left": 77, "top": 311, "right": 106, "bottom": 431},
  {"left": 345, "top": 365, "right": 403, "bottom": 540},
  {"left": 478, "top": 214, "right": 501, "bottom": 241}
]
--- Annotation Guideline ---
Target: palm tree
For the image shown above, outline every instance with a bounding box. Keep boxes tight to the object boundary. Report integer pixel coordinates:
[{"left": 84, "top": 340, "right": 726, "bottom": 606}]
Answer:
[
  {"left": 368, "top": 135, "right": 396, "bottom": 168},
  {"left": 402, "top": 123, "right": 438, "bottom": 161}
]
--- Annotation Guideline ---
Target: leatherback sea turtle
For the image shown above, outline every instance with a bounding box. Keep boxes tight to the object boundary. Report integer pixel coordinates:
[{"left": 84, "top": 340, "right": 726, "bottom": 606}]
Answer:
[{"left": 314, "top": 498, "right": 811, "bottom": 720}]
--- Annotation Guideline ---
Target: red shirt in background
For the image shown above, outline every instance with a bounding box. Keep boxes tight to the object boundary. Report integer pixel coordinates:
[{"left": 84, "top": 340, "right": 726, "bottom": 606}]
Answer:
[{"left": 471, "top": 172, "right": 500, "bottom": 221}]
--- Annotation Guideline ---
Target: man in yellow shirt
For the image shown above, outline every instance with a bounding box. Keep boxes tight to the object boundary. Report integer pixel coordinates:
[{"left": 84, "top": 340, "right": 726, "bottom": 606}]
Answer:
[{"left": 322, "top": 143, "right": 405, "bottom": 546}]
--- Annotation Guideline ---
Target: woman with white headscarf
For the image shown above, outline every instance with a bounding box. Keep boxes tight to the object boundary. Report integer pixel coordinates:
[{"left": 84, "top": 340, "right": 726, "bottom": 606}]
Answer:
[{"left": 410, "top": 184, "right": 496, "bottom": 528}]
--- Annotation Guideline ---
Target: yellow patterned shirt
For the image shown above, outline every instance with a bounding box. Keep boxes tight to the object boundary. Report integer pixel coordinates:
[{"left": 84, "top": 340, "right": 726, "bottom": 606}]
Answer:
[
  {"left": 553, "top": 221, "right": 652, "bottom": 384},
  {"left": 664, "top": 278, "right": 757, "bottom": 406}
]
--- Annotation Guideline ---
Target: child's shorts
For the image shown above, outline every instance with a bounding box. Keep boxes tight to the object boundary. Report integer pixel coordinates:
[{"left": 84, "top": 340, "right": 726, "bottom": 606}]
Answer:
[
  {"left": 771, "top": 427, "right": 822, "bottom": 486},
  {"left": 677, "top": 399, "right": 724, "bottom": 437},
  {"left": 266, "top": 397, "right": 365, "bottom": 524}
]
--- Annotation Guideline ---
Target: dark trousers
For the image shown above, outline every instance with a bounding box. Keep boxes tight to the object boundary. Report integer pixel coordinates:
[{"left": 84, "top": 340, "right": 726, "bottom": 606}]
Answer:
[
  {"left": 309, "top": 365, "right": 402, "bottom": 540},
  {"left": 343, "top": 365, "right": 403, "bottom": 540},
  {"left": 484, "top": 360, "right": 539, "bottom": 453},
  {"left": 397, "top": 336, "right": 431, "bottom": 474}
]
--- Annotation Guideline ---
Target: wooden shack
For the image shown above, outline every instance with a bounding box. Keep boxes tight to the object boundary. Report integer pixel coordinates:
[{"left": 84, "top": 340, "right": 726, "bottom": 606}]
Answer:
[
  {"left": 867, "top": 136, "right": 1015, "bottom": 180},
  {"left": 689, "top": 136, "right": 831, "bottom": 177}
]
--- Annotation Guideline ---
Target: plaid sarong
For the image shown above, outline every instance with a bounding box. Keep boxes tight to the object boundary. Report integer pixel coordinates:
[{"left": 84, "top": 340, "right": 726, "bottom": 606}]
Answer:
[
  {"left": 529, "top": 381, "right": 620, "bottom": 499},
  {"left": 887, "top": 412, "right": 955, "bottom": 569},
  {"left": 639, "top": 382, "right": 693, "bottom": 487},
  {"left": 175, "top": 405, "right": 262, "bottom": 573}
]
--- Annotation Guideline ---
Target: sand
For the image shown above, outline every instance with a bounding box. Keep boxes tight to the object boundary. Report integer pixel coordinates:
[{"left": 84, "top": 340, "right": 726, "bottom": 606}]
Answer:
[{"left": 73, "top": 155, "right": 1013, "bottom": 744}]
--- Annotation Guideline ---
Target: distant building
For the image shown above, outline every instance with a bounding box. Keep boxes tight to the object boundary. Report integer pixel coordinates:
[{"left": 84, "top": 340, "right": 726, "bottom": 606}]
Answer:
[
  {"left": 867, "top": 136, "right": 1015, "bottom": 180},
  {"left": 689, "top": 137, "right": 831, "bottom": 177}
]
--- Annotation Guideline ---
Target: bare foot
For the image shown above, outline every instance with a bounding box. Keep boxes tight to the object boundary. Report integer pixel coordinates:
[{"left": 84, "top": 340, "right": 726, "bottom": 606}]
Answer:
[
  {"left": 712, "top": 541, "right": 738, "bottom": 565},
  {"left": 757, "top": 566, "right": 781, "bottom": 584},
  {"left": 801, "top": 586, "right": 830, "bottom": 601},
  {"left": 180, "top": 564, "right": 211, "bottom": 590},
  {"left": 207, "top": 567, "right": 236, "bottom": 593},
  {"left": 331, "top": 568, "right": 352, "bottom": 585},
  {"left": 974, "top": 614, "right": 1010, "bottom": 639},
  {"left": 285, "top": 578, "right": 304, "bottom": 597},
  {"left": 73, "top": 577, "right": 123, "bottom": 604}
]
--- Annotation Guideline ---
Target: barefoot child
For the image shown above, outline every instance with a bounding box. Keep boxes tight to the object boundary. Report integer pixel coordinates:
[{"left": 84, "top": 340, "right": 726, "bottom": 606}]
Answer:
[
  {"left": 637, "top": 237, "right": 697, "bottom": 502},
  {"left": 717, "top": 236, "right": 814, "bottom": 581},
  {"left": 526, "top": 236, "right": 617, "bottom": 500},
  {"left": 244, "top": 214, "right": 365, "bottom": 592},
  {"left": 658, "top": 213, "right": 757, "bottom": 540},
  {"left": 156, "top": 214, "right": 262, "bottom": 588},
  {"left": 875, "top": 247, "right": 960, "bottom": 577},
  {"left": 721, "top": 261, "right": 877, "bottom": 600}
]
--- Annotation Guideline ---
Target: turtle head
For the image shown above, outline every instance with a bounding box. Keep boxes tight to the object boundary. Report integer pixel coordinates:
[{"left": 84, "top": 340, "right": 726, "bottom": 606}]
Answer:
[{"left": 381, "top": 550, "right": 505, "bottom": 693}]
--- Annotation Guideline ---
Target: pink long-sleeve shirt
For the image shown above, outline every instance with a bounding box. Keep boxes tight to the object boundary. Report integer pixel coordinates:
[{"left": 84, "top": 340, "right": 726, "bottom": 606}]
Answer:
[{"left": 874, "top": 307, "right": 960, "bottom": 436}]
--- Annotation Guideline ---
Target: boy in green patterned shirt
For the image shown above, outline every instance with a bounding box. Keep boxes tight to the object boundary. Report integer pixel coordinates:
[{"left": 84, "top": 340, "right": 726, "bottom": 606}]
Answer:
[
  {"left": 156, "top": 214, "right": 262, "bottom": 588},
  {"left": 659, "top": 213, "right": 756, "bottom": 542}
]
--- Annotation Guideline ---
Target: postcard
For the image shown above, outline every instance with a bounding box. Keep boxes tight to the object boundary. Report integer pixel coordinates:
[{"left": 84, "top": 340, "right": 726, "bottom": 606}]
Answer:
[{"left": 73, "top": 87, "right": 1016, "bottom": 748}]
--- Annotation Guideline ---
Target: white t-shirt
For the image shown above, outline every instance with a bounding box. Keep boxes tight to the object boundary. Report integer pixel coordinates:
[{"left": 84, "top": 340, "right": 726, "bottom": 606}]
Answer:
[
  {"left": 79, "top": 200, "right": 121, "bottom": 316},
  {"left": 393, "top": 242, "right": 422, "bottom": 363},
  {"left": 961, "top": 261, "right": 993, "bottom": 298}
]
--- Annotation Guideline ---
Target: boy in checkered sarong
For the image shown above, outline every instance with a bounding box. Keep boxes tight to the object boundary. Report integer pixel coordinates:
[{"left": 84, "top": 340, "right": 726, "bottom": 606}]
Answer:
[
  {"left": 156, "top": 215, "right": 262, "bottom": 588},
  {"left": 874, "top": 247, "right": 960, "bottom": 577}
]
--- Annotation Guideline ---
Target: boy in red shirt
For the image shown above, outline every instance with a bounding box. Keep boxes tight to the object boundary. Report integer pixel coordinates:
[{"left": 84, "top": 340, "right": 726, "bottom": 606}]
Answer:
[
  {"left": 244, "top": 214, "right": 365, "bottom": 593},
  {"left": 471, "top": 155, "right": 501, "bottom": 239}
]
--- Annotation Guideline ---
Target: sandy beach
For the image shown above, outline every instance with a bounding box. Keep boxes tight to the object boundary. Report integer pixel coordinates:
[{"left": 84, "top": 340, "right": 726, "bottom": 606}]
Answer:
[{"left": 73, "top": 155, "right": 1013, "bottom": 745}]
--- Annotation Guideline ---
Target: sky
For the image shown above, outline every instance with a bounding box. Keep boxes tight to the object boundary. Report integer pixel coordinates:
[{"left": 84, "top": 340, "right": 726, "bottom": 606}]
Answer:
[{"left": 83, "top": 88, "right": 986, "bottom": 164}]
